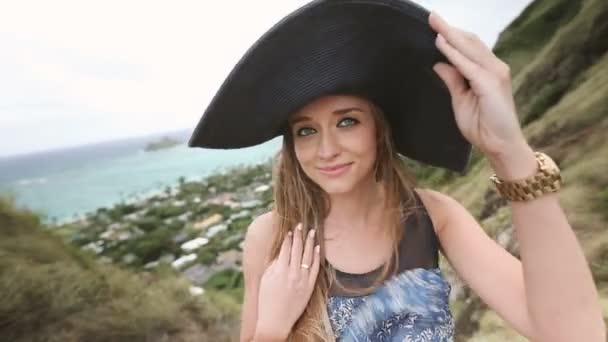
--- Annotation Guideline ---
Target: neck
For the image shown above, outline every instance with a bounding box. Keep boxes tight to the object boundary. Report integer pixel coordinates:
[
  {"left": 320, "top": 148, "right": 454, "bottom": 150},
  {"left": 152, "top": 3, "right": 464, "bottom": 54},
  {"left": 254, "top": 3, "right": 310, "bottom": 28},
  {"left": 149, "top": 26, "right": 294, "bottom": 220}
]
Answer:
[{"left": 324, "top": 175, "right": 386, "bottom": 232}]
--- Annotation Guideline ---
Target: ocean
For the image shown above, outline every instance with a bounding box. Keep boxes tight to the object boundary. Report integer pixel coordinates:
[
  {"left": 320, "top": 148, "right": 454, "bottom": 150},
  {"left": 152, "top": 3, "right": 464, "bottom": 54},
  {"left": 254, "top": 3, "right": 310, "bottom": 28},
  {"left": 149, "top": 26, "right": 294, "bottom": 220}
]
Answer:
[{"left": 0, "top": 130, "right": 282, "bottom": 223}]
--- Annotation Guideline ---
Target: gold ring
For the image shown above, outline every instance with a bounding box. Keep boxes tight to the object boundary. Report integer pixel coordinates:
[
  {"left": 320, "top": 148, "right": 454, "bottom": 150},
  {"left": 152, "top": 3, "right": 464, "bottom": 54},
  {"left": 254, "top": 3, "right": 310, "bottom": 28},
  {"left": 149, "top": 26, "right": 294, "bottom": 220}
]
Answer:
[{"left": 301, "top": 263, "right": 310, "bottom": 269}]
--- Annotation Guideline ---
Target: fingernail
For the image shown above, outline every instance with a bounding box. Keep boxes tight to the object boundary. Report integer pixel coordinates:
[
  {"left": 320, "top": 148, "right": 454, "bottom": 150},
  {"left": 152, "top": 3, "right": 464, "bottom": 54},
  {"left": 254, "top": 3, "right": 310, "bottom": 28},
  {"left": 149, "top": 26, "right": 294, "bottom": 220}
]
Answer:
[
  {"left": 287, "top": 230, "right": 292, "bottom": 237},
  {"left": 436, "top": 34, "right": 444, "bottom": 45},
  {"left": 433, "top": 11, "right": 444, "bottom": 22},
  {"left": 296, "top": 224, "right": 303, "bottom": 231},
  {"left": 309, "top": 229, "right": 316, "bottom": 238},
  {"left": 315, "top": 245, "right": 320, "bottom": 253}
]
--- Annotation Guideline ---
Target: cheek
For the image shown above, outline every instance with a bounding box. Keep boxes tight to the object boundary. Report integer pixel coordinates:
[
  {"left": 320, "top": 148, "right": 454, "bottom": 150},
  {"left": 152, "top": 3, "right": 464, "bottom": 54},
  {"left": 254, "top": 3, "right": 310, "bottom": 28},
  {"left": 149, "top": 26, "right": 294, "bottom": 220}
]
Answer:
[
  {"left": 348, "top": 129, "right": 377, "bottom": 177},
  {"left": 348, "top": 127, "right": 377, "bottom": 159},
  {"left": 293, "top": 141, "right": 315, "bottom": 167}
]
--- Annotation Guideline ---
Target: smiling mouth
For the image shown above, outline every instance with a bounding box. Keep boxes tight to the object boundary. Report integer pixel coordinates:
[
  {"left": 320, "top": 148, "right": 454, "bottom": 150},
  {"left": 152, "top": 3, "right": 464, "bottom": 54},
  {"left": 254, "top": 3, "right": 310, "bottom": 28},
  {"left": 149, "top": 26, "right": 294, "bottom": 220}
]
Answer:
[
  {"left": 317, "top": 162, "right": 353, "bottom": 176},
  {"left": 318, "top": 162, "right": 351, "bottom": 171}
]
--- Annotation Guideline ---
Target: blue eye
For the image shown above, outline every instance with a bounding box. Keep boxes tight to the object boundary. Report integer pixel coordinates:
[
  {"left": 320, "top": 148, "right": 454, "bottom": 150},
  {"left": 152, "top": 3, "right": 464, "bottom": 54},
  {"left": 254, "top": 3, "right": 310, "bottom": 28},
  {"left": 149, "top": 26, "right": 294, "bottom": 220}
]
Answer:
[
  {"left": 294, "top": 117, "right": 358, "bottom": 137},
  {"left": 338, "top": 117, "right": 358, "bottom": 127},
  {"left": 296, "top": 127, "right": 316, "bottom": 137}
]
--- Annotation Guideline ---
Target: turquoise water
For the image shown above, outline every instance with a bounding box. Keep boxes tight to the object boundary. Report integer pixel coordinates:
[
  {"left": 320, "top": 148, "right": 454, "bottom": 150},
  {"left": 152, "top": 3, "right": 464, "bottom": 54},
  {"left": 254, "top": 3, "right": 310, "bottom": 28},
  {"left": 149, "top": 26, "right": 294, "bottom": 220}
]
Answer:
[{"left": 0, "top": 133, "right": 282, "bottom": 223}]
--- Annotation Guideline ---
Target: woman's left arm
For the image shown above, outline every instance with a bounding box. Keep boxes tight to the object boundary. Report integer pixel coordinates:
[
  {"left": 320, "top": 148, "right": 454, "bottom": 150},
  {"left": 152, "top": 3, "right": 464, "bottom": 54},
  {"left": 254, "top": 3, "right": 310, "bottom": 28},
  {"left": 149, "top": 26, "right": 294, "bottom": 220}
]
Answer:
[
  {"left": 419, "top": 175, "right": 606, "bottom": 342},
  {"left": 426, "top": 10, "right": 606, "bottom": 341},
  {"left": 490, "top": 143, "right": 606, "bottom": 342}
]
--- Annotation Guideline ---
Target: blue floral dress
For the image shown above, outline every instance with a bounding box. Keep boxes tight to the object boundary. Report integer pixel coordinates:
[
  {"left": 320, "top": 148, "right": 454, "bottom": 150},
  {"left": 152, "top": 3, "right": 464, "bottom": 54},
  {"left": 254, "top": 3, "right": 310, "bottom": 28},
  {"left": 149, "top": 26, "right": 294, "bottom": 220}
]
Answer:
[{"left": 326, "top": 193, "right": 455, "bottom": 341}]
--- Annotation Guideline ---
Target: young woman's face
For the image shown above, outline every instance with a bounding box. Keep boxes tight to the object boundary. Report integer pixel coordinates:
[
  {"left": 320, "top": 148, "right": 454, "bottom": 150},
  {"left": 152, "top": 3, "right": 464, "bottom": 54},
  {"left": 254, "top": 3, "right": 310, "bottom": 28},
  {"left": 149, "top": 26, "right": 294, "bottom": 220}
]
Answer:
[{"left": 288, "top": 95, "right": 378, "bottom": 194}]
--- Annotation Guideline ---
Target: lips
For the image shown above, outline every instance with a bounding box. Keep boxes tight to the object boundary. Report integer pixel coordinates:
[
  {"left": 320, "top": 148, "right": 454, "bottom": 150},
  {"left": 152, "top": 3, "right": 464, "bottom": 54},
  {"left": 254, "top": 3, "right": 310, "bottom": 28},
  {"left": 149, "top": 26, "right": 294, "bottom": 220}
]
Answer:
[
  {"left": 318, "top": 162, "right": 352, "bottom": 171},
  {"left": 317, "top": 162, "right": 353, "bottom": 177}
]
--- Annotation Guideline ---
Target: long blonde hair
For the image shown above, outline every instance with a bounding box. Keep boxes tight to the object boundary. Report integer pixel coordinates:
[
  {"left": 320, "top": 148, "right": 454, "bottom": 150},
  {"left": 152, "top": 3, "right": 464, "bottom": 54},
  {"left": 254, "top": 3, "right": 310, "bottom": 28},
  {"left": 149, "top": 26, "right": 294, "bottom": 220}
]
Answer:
[{"left": 270, "top": 97, "right": 419, "bottom": 341}]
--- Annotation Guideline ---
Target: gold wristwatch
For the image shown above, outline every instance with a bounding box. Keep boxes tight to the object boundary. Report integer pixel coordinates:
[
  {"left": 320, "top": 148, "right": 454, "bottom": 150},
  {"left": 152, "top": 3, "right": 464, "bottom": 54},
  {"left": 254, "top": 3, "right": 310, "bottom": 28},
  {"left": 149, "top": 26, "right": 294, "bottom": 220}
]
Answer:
[{"left": 489, "top": 151, "right": 562, "bottom": 202}]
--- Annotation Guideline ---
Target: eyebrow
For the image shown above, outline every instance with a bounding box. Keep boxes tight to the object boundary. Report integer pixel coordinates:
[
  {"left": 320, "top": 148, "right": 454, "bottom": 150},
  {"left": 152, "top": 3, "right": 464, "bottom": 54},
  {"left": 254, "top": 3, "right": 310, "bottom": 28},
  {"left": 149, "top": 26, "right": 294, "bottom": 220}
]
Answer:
[{"left": 288, "top": 106, "right": 363, "bottom": 126}]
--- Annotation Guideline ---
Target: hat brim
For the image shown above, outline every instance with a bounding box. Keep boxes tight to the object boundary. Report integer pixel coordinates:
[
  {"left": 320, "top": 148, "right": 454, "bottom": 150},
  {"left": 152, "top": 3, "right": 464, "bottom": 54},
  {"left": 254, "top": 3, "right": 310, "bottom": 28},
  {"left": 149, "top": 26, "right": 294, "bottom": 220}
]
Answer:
[{"left": 188, "top": 0, "right": 472, "bottom": 173}]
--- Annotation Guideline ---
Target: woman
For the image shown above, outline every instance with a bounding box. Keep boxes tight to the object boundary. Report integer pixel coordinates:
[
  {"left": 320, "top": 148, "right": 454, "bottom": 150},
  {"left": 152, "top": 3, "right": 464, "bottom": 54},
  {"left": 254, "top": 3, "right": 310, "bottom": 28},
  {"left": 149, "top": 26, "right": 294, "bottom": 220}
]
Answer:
[{"left": 188, "top": 2, "right": 606, "bottom": 341}]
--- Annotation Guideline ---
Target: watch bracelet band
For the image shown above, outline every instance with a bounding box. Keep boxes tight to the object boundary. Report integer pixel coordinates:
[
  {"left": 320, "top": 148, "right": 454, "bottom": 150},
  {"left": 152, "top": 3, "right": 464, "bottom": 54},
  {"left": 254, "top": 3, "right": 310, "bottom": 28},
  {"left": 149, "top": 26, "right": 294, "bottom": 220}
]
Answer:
[{"left": 489, "top": 152, "right": 562, "bottom": 202}]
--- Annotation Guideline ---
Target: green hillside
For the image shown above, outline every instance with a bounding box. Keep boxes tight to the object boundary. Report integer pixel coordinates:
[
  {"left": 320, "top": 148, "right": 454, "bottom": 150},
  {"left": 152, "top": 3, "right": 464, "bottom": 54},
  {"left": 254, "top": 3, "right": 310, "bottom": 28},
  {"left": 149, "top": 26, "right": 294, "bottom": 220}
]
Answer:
[{"left": 0, "top": 197, "right": 240, "bottom": 342}]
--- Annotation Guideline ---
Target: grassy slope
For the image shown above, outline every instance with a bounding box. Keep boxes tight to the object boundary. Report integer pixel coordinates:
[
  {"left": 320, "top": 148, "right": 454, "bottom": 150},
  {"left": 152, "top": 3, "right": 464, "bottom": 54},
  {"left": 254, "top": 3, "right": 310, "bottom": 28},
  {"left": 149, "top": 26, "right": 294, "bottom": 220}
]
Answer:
[
  {"left": 439, "top": 0, "right": 608, "bottom": 339},
  {"left": 0, "top": 197, "right": 240, "bottom": 342}
]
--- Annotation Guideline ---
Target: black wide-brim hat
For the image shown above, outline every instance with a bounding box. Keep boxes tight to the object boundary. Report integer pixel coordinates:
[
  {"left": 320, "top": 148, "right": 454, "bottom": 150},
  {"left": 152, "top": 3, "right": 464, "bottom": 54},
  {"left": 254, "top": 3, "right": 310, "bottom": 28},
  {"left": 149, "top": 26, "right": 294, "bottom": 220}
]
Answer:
[{"left": 188, "top": 0, "right": 472, "bottom": 172}]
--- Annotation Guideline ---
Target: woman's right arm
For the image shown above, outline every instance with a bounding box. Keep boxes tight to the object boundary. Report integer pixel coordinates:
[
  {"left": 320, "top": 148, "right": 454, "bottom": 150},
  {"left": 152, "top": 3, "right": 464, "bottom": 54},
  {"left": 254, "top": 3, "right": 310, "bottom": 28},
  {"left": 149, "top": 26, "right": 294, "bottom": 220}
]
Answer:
[
  {"left": 240, "top": 212, "right": 321, "bottom": 342},
  {"left": 240, "top": 211, "right": 285, "bottom": 342}
]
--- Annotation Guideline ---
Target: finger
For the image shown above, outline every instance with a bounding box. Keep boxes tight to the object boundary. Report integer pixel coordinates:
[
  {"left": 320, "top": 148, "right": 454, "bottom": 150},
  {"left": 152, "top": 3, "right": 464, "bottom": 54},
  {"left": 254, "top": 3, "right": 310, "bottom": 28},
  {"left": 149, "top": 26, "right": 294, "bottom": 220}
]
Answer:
[
  {"left": 289, "top": 223, "right": 304, "bottom": 272},
  {"left": 435, "top": 33, "right": 486, "bottom": 85},
  {"left": 300, "top": 229, "right": 316, "bottom": 273},
  {"left": 308, "top": 245, "right": 321, "bottom": 286},
  {"left": 432, "top": 62, "right": 468, "bottom": 98},
  {"left": 429, "top": 12, "right": 498, "bottom": 72},
  {"left": 451, "top": 26, "right": 508, "bottom": 76},
  {"left": 277, "top": 230, "right": 292, "bottom": 267}
]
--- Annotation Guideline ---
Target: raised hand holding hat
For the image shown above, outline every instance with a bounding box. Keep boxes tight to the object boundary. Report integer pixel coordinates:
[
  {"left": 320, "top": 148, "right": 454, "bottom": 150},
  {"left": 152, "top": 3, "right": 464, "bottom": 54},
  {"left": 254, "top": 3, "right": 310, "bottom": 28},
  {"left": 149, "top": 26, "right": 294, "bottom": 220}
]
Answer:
[
  {"left": 429, "top": 11, "right": 537, "bottom": 181},
  {"left": 429, "top": 12, "right": 526, "bottom": 153}
]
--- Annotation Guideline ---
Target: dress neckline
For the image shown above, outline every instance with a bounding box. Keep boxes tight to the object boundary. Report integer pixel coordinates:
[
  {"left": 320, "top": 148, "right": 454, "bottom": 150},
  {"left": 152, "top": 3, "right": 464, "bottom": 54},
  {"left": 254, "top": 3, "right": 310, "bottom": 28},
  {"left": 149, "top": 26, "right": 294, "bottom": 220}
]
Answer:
[
  {"left": 325, "top": 202, "right": 413, "bottom": 279},
  {"left": 327, "top": 259, "right": 387, "bottom": 278}
]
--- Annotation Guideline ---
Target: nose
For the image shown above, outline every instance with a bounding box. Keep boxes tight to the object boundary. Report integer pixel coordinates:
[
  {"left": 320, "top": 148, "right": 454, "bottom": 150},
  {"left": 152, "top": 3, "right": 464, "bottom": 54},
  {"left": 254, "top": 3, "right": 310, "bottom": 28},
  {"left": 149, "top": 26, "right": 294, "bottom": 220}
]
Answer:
[{"left": 317, "top": 130, "right": 340, "bottom": 160}]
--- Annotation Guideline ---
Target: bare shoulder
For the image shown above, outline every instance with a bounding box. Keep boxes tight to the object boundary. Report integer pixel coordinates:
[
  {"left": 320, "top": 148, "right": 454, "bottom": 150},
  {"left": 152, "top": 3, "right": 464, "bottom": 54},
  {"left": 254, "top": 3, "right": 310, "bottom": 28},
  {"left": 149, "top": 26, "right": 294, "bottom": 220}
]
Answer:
[
  {"left": 414, "top": 187, "right": 466, "bottom": 235},
  {"left": 242, "top": 210, "right": 280, "bottom": 271}
]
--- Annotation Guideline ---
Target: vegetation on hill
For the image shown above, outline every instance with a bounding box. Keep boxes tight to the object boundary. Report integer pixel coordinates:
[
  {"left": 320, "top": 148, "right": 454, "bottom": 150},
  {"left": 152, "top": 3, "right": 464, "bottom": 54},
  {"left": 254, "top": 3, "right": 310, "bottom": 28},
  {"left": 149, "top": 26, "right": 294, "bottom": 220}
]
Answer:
[
  {"left": 0, "top": 197, "right": 241, "bottom": 342},
  {"left": 144, "top": 136, "right": 182, "bottom": 152}
]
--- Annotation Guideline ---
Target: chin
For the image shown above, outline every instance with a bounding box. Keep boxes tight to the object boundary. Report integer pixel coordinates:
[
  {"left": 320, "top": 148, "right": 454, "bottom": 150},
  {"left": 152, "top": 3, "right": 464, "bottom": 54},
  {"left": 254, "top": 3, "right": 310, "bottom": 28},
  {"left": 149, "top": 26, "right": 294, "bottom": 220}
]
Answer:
[{"left": 317, "top": 180, "right": 358, "bottom": 195}]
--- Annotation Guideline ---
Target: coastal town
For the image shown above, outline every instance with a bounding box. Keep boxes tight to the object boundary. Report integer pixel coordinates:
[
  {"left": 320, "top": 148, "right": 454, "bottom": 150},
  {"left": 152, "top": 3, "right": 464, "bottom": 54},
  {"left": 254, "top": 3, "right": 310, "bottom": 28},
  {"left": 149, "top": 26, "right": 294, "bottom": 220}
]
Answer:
[{"left": 56, "top": 161, "right": 274, "bottom": 302}]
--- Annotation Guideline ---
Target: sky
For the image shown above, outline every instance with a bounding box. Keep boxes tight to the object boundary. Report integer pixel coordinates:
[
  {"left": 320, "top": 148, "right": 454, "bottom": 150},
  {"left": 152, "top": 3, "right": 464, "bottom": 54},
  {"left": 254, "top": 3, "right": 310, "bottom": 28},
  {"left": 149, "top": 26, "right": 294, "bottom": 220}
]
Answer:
[{"left": 0, "top": 0, "right": 533, "bottom": 157}]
